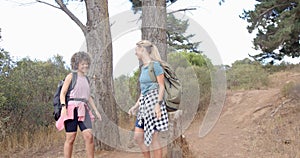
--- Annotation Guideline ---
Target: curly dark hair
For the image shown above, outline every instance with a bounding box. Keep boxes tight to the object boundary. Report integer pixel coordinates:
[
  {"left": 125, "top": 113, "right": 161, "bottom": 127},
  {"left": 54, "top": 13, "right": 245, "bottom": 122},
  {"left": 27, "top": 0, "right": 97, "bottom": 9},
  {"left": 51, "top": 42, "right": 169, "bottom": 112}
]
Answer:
[{"left": 70, "top": 51, "right": 91, "bottom": 70}]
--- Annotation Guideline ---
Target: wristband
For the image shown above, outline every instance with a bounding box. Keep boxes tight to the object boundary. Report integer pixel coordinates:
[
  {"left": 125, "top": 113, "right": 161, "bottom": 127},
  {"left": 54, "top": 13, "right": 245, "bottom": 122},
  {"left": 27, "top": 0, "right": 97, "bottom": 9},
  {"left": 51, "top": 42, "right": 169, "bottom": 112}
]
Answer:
[
  {"left": 61, "top": 103, "right": 66, "bottom": 107},
  {"left": 158, "top": 100, "right": 163, "bottom": 105}
]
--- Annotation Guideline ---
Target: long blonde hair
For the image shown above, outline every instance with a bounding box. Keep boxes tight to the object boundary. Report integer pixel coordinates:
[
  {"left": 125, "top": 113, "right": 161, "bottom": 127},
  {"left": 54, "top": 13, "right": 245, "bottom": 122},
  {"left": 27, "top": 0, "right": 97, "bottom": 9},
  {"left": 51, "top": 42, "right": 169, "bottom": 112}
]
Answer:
[{"left": 136, "top": 40, "right": 163, "bottom": 62}]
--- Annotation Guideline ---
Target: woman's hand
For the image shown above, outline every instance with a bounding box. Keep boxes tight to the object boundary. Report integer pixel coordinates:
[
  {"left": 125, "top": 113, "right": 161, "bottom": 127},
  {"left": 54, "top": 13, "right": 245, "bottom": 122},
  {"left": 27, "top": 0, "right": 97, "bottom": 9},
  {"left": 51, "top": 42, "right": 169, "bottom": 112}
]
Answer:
[
  {"left": 95, "top": 110, "right": 102, "bottom": 121},
  {"left": 128, "top": 105, "right": 138, "bottom": 116},
  {"left": 154, "top": 104, "right": 161, "bottom": 119},
  {"left": 61, "top": 106, "right": 67, "bottom": 117}
]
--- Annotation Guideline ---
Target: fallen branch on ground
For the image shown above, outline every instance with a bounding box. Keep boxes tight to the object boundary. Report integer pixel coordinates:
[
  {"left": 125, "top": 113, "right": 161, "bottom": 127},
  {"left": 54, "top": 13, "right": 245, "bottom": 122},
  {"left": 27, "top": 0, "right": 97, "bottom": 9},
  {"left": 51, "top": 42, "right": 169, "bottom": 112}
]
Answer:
[
  {"left": 253, "top": 104, "right": 273, "bottom": 114},
  {"left": 270, "top": 99, "right": 293, "bottom": 117}
]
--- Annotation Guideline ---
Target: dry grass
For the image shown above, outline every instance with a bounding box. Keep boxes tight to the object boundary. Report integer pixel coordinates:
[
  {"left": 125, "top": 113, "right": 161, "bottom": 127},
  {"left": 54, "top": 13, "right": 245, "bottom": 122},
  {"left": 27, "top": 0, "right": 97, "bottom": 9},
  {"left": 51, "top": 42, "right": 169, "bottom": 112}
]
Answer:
[
  {"left": 117, "top": 113, "right": 136, "bottom": 131},
  {"left": 247, "top": 69, "right": 300, "bottom": 158},
  {"left": 247, "top": 92, "right": 300, "bottom": 157},
  {"left": 0, "top": 126, "right": 64, "bottom": 157}
]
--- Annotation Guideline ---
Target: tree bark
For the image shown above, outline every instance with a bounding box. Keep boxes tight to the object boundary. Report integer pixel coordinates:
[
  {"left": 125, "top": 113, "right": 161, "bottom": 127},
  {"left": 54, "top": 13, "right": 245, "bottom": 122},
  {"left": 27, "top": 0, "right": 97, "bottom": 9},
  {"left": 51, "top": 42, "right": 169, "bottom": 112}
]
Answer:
[
  {"left": 84, "top": 0, "right": 120, "bottom": 150},
  {"left": 141, "top": 0, "right": 167, "bottom": 60},
  {"left": 141, "top": 1, "right": 185, "bottom": 157}
]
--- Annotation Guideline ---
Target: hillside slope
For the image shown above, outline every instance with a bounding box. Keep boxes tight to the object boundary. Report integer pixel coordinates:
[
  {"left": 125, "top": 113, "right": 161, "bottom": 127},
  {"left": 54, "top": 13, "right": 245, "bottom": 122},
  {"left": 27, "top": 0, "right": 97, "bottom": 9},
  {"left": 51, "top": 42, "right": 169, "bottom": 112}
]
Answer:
[
  {"left": 9, "top": 71, "right": 300, "bottom": 158},
  {"left": 184, "top": 71, "right": 299, "bottom": 158}
]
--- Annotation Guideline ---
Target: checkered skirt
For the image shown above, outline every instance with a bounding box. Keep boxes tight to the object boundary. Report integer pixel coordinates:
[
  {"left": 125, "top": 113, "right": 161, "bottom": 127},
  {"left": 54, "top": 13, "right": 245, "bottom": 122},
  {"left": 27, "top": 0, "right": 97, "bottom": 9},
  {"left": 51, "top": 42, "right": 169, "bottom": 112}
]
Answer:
[{"left": 137, "top": 88, "right": 169, "bottom": 146}]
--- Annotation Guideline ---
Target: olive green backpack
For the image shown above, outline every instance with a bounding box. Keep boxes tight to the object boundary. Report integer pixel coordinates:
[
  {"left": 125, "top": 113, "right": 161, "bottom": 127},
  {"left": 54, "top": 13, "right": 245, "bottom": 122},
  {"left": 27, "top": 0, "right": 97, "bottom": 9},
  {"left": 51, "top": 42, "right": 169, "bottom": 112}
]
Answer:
[{"left": 148, "top": 61, "right": 182, "bottom": 112}]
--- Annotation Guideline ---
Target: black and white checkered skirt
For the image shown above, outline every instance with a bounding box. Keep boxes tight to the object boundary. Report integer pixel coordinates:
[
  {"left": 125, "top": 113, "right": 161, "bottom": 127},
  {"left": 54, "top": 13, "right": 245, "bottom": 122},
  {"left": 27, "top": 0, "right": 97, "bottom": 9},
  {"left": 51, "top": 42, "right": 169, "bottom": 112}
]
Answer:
[{"left": 137, "top": 88, "right": 169, "bottom": 146}]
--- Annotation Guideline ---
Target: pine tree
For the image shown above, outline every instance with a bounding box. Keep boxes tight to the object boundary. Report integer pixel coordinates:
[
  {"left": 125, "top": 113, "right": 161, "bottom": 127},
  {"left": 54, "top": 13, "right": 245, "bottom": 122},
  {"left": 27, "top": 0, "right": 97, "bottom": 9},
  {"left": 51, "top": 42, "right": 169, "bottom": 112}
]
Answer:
[
  {"left": 167, "top": 14, "right": 200, "bottom": 53},
  {"left": 241, "top": 0, "right": 300, "bottom": 63},
  {"left": 129, "top": 0, "right": 200, "bottom": 54}
]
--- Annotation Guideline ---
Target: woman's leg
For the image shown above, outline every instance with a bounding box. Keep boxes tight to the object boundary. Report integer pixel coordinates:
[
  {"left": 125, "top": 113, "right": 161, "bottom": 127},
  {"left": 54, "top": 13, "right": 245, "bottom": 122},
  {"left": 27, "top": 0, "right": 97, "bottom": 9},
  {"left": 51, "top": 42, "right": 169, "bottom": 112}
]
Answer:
[
  {"left": 82, "top": 129, "right": 94, "bottom": 158},
  {"left": 64, "top": 132, "right": 77, "bottom": 158},
  {"left": 79, "top": 108, "right": 94, "bottom": 158},
  {"left": 134, "top": 127, "right": 151, "bottom": 158},
  {"left": 152, "top": 131, "right": 162, "bottom": 158},
  {"left": 64, "top": 110, "right": 78, "bottom": 158}
]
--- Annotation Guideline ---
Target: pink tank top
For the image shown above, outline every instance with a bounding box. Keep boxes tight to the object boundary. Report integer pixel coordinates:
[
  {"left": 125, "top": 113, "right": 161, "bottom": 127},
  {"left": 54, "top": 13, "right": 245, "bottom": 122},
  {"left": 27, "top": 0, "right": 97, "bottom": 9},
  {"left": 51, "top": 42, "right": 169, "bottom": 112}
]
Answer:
[{"left": 69, "top": 75, "right": 90, "bottom": 100}]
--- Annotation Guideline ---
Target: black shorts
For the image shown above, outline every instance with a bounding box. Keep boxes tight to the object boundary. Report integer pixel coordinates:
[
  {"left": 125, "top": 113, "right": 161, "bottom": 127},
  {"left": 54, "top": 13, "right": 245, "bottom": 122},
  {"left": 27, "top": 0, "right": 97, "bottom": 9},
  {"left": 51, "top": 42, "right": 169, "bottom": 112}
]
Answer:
[{"left": 64, "top": 108, "right": 92, "bottom": 132}]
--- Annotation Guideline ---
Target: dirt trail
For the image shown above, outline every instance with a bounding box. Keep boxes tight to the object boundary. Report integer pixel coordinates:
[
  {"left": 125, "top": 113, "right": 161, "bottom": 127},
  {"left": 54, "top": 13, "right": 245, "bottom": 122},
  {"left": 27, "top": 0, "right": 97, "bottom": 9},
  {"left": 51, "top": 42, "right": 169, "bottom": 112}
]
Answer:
[{"left": 184, "top": 89, "right": 280, "bottom": 158}]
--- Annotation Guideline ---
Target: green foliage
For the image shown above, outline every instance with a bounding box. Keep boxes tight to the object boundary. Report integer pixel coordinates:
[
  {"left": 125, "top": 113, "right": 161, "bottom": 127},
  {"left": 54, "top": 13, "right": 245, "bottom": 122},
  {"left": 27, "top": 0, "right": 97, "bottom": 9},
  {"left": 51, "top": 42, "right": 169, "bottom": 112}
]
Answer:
[
  {"left": 0, "top": 50, "right": 14, "bottom": 76},
  {"left": 128, "top": 0, "right": 142, "bottom": 13},
  {"left": 0, "top": 93, "right": 6, "bottom": 108},
  {"left": 129, "top": 0, "right": 177, "bottom": 13},
  {"left": 0, "top": 28, "right": 2, "bottom": 51},
  {"left": 114, "top": 75, "right": 136, "bottom": 111},
  {"left": 0, "top": 54, "right": 69, "bottom": 134},
  {"left": 168, "top": 51, "right": 212, "bottom": 69},
  {"left": 113, "top": 68, "right": 140, "bottom": 114},
  {"left": 128, "top": 69, "right": 140, "bottom": 101},
  {"left": 0, "top": 51, "right": 14, "bottom": 109},
  {"left": 114, "top": 51, "right": 213, "bottom": 113},
  {"left": 241, "top": 0, "right": 300, "bottom": 63},
  {"left": 219, "top": 0, "right": 225, "bottom": 5},
  {"left": 263, "top": 61, "right": 300, "bottom": 73},
  {"left": 168, "top": 52, "right": 211, "bottom": 112},
  {"left": 167, "top": 14, "right": 200, "bottom": 53},
  {"left": 128, "top": 1, "right": 200, "bottom": 53},
  {"left": 175, "top": 66, "right": 199, "bottom": 118},
  {"left": 189, "top": 66, "right": 211, "bottom": 111},
  {"left": 168, "top": 52, "right": 213, "bottom": 111},
  {"left": 226, "top": 58, "right": 269, "bottom": 90}
]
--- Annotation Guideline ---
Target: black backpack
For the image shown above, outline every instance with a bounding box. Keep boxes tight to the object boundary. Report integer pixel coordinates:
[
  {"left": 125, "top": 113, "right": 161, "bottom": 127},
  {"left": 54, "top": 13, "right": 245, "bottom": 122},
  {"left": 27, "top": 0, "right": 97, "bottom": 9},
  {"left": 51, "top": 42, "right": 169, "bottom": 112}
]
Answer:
[
  {"left": 53, "top": 72, "right": 89, "bottom": 121},
  {"left": 148, "top": 61, "right": 182, "bottom": 112}
]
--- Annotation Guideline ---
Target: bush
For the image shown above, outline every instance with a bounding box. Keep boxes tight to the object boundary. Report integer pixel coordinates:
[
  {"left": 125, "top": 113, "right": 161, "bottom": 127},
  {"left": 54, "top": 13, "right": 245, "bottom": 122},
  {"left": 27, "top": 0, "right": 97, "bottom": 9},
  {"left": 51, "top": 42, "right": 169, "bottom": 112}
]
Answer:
[
  {"left": 0, "top": 54, "right": 69, "bottom": 153},
  {"left": 263, "top": 62, "right": 300, "bottom": 74},
  {"left": 227, "top": 60, "right": 269, "bottom": 90},
  {"left": 281, "top": 81, "right": 300, "bottom": 100}
]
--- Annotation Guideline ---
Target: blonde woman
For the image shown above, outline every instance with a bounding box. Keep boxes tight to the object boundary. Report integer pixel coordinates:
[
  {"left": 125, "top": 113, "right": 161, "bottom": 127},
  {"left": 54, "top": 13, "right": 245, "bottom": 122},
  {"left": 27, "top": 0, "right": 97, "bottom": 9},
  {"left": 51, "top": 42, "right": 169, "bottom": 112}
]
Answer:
[{"left": 128, "top": 40, "right": 169, "bottom": 158}]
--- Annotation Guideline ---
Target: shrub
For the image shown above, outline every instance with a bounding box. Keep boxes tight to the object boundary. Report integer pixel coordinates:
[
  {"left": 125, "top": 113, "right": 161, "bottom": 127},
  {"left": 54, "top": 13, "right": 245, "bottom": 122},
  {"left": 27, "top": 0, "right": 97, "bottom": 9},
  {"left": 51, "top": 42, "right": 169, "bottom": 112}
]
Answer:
[
  {"left": 227, "top": 60, "right": 269, "bottom": 90},
  {"left": 281, "top": 81, "right": 300, "bottom": 100}
]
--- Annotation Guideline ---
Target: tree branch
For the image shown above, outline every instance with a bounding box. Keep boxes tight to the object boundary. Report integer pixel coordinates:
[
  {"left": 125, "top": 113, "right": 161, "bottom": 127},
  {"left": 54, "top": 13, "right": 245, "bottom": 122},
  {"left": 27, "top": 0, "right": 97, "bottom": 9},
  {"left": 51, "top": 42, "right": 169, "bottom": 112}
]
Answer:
[
  {"left": 270, "top": 98, "right": 293, "bottom": 117},
  {"left": 36, "top": 0, "right": 86, "bottom": 34},
  {"left": 36, "top": 0, "right": 60, "bottom": 9},
  {"left": 255, "top": 3, "right": 291, "bottom": 28},
  {"left": 55, "top": 0, "right": 86, "bottom": 34},
  {"left": 253, "top": 104, "right": 273, "bottom": 113},
  {"left": 167, "top": 7, "right": 197, "bottom": 14},
  {"left": 258, "top": 3, "right": 289, "bottom": 19},
  {"left": 166, "top": 0, "right": 176, "bottom": 8}
]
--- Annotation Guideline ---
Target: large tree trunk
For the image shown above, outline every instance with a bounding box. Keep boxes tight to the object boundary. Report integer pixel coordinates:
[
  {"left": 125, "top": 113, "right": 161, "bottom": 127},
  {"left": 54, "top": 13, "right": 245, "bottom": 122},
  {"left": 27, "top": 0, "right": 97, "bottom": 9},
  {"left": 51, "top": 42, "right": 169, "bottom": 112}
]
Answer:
[
  {"left": 141, "top": 0, "right": 167, "bottom": 60},
  {"left": 84, "top": 0, "right": 119, "bottom": 151},
  {"left": 141, "top": 1, "right": 186, "bottom": 157}
]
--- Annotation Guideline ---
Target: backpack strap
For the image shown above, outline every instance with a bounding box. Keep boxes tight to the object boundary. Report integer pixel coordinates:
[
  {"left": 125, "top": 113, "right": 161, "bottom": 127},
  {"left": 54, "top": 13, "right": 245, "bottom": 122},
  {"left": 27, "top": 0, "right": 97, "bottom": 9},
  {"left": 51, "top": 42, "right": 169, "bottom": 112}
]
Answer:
[
  {"left": 86, "top": 76, "right": 90, "bottom": 84},
  {"left": 69, "top": 71, "right": 77, "bottom": 91},
  {"left": 69, "top": 71, "right": 90, "bottom": 90},
  {"left": 148, "top": 61, "right": 157, "bottom": 82}
]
